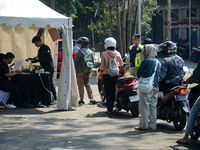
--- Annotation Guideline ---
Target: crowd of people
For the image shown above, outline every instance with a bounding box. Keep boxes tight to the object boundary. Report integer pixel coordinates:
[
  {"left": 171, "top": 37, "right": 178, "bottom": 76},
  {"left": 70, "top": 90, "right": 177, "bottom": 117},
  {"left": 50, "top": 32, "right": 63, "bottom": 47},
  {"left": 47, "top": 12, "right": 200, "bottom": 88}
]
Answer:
[{"left": 0, "top": 34, "right": 200, "bottom": 145}]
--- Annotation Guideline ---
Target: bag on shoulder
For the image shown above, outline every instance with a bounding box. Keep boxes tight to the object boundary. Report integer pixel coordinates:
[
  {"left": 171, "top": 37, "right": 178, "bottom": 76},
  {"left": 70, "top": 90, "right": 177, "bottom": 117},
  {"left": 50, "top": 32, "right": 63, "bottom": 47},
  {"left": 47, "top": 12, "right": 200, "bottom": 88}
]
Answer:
[
  {"left": 80, "top": 49, "right": 94, "bottom": 74},
  {"left": 105, "top": 51, "right": 119, "bottom": 77},
  {"left": 138, "top": 59, "right": 158, "bottom": 93}
]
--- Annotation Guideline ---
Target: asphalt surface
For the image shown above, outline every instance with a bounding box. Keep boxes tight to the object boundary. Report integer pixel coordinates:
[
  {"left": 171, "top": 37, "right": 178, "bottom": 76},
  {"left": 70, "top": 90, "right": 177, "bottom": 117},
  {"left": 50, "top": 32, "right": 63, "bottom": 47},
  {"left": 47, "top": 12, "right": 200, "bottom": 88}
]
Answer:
[{"left": 0, "top": 57, "right": 200, "bottom": 150}]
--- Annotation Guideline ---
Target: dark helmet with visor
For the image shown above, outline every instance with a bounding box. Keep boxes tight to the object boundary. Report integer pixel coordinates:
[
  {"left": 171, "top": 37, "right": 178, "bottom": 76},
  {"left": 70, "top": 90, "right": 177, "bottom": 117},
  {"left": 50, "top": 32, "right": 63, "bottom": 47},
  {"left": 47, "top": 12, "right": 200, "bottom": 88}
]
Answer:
[
  {"left": 162, "top": 41, "right": 177, "bottom": 56},
  {"left": 76, "top": 37, "right": 89, "bottom": 48}
]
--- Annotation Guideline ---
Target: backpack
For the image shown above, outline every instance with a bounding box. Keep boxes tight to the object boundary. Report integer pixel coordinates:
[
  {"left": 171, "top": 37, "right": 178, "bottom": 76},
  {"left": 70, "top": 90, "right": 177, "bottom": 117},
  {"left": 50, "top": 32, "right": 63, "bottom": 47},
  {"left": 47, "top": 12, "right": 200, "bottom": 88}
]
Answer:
[
  {"left": 105, "top": 51, "right": 119, "bottom": 77},
  {"left": 80, "top": 48, "right": 94, "bottom": 74}
]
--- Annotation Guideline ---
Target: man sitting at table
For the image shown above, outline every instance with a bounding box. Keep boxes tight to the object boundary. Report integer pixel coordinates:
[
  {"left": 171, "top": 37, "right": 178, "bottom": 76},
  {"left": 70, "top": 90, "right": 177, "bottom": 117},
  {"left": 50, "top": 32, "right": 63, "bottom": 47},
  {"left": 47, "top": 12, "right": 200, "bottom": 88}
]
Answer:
[
  {"left": 26, "top": 36, "right": 57, "bottom": 104},
  {"left": 0, "top": 52, "right": 22, "bottom": 108}
]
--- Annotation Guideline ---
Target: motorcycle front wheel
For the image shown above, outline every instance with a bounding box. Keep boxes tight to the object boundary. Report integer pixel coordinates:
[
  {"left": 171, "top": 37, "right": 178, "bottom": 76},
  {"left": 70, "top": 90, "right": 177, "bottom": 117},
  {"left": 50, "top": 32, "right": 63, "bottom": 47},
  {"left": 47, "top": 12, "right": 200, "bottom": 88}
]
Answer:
[
  {"left": 190, "top": 126, "right": 200, "bottom": 140},
  {"left": 191, "top": 53, "right": 199, "bottom": 63},
  {"left": 173, "top": 109, "right": 187, "bottom": 131},
  {"left": 130, "top": 102, "right": 139, "bottom": 117}
]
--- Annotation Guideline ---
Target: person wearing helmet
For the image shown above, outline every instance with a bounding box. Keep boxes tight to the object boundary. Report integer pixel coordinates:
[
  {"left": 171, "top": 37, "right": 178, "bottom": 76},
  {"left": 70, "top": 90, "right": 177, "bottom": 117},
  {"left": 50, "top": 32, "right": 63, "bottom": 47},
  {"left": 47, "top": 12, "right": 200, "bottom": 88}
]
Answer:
[
  {"left": 159, "top": 41, "right": 185, "bottom": 93},
  {"left": 128, "top": 34, "right": 143, "bottom": 79},
  {"left": 74, "top": 36, "right": 97, "bottom": 105},
  {"left": 100, "top": 37, "right": 123, "bottom": 113}
]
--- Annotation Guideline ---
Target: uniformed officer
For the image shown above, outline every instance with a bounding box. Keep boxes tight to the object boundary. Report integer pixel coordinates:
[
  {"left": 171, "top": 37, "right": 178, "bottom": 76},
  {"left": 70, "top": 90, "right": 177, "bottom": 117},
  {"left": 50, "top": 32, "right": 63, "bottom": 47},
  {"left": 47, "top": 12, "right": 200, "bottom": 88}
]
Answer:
[
  {"left": 26, "top": 36, "right": 57, "bottom": 104},
  {"left": 128, "top": 34, "right": 143, "bottom": 79}
]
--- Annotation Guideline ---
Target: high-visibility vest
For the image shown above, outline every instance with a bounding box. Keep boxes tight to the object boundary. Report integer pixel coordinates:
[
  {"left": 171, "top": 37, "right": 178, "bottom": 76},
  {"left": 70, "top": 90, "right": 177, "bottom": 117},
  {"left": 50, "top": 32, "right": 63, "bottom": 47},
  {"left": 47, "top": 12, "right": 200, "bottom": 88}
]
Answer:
[
  {"left": 135, "top": 52, "right": 141, "bottom": 67},
  {"left": 128, "top": 44, "right": 143, "bottom": 67}
]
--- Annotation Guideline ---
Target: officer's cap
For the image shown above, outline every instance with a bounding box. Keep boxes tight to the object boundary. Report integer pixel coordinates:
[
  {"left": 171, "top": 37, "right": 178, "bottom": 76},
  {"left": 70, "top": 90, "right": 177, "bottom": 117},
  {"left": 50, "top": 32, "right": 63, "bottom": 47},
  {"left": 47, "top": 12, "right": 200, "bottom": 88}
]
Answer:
[{"left": 132, "top": 34, "right": 140, "bottom": 39}]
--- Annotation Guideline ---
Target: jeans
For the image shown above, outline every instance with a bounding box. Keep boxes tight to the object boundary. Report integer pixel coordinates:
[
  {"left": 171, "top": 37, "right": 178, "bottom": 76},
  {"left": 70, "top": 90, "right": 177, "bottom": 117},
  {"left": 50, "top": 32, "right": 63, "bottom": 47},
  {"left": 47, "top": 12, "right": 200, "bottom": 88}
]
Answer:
[
  {"left": 185, "top": 96, "right": 200, "bottom": 135},
  {"left": 0, "top": 81, "right": 19, "bottom": 104}
]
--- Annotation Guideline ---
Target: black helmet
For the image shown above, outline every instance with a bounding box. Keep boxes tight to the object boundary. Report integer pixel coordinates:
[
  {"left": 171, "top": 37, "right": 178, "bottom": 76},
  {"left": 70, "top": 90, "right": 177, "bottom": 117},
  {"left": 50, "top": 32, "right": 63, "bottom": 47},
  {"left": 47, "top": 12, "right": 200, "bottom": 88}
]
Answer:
[
  {"left": 162, "top": 41, "right": 177, "bottom": 56},
  {"left": 76, "top": 37, "right": 89, "bottom": 48}
]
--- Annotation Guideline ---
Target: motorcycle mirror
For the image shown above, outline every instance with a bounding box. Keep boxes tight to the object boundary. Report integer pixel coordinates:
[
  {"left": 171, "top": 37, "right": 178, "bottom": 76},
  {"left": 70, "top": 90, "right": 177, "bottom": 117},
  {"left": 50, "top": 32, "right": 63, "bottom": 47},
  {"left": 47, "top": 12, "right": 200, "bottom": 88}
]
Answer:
[
  {"left": 124, "top": 53, "right": 130, "bottom": 58},
  {"left": 183, "top": 66, "right": 190, "bottom": 73}
]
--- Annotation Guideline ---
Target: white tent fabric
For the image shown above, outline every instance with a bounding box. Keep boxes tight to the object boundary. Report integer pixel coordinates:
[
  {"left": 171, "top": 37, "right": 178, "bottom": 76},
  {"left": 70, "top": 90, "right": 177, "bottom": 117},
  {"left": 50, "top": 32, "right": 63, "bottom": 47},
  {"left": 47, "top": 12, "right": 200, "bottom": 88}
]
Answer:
[
  {"left": 0, "top": 0, "right": 68, "bottom": 28},
  {"left": 0, "top": 0, "right": 78, "bottom": 110}
]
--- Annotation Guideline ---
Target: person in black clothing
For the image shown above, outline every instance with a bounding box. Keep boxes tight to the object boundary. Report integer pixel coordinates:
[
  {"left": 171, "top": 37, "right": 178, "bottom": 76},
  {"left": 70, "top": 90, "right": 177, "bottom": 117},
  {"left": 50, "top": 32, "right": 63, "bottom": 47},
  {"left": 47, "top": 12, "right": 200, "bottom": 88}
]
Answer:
[
  {"left": 0, "top": 52, "right": 22, "bottom": 108},
  {"left": 0, "top": 53, "right": 5, "bottom": 63},
  {"left": 26, "top": 36, "right": 57, "bottom": 103}
]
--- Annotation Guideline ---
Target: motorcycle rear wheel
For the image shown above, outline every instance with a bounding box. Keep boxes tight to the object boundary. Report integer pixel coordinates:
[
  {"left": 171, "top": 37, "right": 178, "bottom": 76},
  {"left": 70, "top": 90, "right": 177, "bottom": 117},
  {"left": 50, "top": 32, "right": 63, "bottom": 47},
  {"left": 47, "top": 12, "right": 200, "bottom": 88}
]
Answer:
[
  {"left": 173, "top": 109, "right": 187, "bottom": 131},
  {"left": 130, "top": 102, "right": 139, "bottom": 117}
]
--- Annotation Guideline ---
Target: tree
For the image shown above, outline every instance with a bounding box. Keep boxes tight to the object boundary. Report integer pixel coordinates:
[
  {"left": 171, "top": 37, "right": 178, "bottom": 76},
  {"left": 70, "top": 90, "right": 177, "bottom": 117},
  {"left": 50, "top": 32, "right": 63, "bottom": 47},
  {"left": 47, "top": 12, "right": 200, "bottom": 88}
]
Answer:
[{"left": 88, "top": 0, "right": 158, "bottom": 55}]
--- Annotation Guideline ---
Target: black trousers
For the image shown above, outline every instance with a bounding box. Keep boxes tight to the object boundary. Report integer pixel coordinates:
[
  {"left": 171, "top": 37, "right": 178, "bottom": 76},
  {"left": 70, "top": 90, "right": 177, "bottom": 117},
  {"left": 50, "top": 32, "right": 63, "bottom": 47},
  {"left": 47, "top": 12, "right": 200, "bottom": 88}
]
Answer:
[
  {"left": 102, "top": 74, "right": 118, "bottom": 112},
  {"left": 0, "top": 81, "right": 19, "bottom": 104},
  {"left": 50, "top": 72, "right": 57, "bottom": 100}
]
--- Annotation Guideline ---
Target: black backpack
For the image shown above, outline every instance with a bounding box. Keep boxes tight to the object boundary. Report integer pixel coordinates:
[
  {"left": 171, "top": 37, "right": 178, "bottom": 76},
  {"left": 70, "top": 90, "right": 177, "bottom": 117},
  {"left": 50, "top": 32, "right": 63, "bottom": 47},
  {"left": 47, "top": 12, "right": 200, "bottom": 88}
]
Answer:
[{"left": 80, "top": 48, "right": 94, "bottom": 74}]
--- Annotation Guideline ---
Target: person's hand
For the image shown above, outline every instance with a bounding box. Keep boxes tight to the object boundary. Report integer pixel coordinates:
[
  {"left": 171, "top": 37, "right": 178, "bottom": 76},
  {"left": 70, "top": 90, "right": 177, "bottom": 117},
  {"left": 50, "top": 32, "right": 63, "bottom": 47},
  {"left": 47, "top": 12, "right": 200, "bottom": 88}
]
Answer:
[
  {"left": 183, "top": 79, "right": 188, "bottom": 85},
  {"left": 16, "top": 70, "right": 22, "bottom": 74},
  {"left": 33, "top": 57, "right": 39, "bottom": 61}
]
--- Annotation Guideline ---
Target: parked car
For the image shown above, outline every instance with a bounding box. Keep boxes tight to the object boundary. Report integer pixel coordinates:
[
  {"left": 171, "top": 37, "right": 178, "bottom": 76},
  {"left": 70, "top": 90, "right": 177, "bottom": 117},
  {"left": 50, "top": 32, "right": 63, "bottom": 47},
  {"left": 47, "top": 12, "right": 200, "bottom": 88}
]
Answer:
[{"left": 57, "top": 39, "right": 78, "bottom": 74}]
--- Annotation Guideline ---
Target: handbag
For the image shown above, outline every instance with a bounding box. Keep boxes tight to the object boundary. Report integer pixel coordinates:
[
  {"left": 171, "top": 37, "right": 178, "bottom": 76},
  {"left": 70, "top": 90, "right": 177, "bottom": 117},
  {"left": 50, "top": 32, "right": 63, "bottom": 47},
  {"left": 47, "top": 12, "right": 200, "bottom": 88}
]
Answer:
[{"left": 138, "top": 59, "right": 158, "bottom": 93}]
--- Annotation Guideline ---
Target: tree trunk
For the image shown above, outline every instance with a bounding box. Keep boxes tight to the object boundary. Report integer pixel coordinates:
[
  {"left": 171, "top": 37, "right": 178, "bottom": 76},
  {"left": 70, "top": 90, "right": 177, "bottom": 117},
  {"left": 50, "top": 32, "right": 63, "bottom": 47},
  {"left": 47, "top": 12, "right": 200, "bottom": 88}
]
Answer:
[
  {"left": 122, "top": 0, "right": 126, "bottom": 56},
  {"left": 116, "top": 0, "right": 122, "bottom": 54}
]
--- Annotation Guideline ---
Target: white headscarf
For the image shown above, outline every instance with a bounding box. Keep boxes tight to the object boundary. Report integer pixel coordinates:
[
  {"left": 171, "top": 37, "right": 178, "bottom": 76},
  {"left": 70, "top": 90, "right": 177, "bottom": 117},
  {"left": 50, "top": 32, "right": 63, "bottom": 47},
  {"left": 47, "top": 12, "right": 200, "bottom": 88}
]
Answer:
[{"left": 144, "top": 44, "right": 157, "bottom": 58}]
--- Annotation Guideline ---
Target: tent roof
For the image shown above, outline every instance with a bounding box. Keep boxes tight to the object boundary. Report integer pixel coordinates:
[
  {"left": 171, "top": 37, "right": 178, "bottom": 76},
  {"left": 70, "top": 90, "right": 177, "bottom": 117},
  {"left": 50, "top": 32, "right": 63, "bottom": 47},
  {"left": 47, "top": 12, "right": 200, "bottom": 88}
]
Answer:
[{"left": 0, "top": 0, "right": 70, "bottom": 28}]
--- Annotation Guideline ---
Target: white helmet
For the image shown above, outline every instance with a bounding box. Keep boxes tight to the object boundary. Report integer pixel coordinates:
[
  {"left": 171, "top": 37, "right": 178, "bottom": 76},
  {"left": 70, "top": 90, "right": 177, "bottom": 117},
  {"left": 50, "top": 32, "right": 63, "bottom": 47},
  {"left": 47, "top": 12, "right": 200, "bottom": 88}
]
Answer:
[{"left": 104, "top": 37, "right": 116, "bottom": 49}]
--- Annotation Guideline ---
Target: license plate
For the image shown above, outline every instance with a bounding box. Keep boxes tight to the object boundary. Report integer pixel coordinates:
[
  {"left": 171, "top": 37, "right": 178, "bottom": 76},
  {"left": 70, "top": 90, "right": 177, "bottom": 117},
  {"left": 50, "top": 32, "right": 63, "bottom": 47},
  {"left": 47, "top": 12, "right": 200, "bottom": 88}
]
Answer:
[
  {"left": 129, "top": 95, "right": 139, "bottom": 102},
  {"left": 174, "top": 95, "right": 188, "bottom": 101}
]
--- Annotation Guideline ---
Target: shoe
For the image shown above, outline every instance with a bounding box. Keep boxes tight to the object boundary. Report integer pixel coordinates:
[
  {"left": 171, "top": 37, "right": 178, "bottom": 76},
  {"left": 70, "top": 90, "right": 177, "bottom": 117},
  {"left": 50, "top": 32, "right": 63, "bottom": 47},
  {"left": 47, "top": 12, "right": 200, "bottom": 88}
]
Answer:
[
  {"left": 78, "top": 101, "right": 85, "bottom": 104},
  {"left": 134, "top": 126, "right": 147, "bottom": 130},
  {"left": 176, "top": 139, "right": 189, "bottom": 145},
  {"left": 90, "top": 99, "right": 97, "bottom": 104},
  {"left": 50, "top": 100, "right": 57, "bottom": 105},
  {"left": 5, "top": 104, "right": 17, "bottom": 109},
  {"left": 106, "top": 110, "right": 113, "bottom": 114}
]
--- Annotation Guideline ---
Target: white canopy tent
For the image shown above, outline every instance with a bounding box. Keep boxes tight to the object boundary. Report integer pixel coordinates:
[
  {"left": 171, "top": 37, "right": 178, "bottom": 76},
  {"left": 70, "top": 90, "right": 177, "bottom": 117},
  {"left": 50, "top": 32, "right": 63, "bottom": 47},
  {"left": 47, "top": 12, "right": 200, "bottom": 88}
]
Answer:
[{"left": 0, "top": 0, "right": 78, "bottom": 110}]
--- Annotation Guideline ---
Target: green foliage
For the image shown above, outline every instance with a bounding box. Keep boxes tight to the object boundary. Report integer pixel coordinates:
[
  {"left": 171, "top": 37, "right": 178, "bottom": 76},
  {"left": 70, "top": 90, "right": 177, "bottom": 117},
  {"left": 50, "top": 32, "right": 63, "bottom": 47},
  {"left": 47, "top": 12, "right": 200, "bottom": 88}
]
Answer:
[
  {"left": 40, "top": 0, "right": 83, "bottom": 19},
  {"left": 87, "top": 0, "right": 158, "bottom": 38},
  {"left": 87, "top": 1, "right": 117, "bottom": 37},
  {"left": 141, "top": 0, "right": 158, "bottom": 36}
]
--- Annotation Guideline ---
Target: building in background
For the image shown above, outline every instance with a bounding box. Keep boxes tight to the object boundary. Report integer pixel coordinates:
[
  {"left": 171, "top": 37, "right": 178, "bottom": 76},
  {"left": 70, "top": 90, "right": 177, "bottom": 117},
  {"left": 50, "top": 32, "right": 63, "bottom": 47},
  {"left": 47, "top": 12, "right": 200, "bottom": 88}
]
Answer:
[{"left": 153, "top": 0, "right": 200, "bottom": 46}]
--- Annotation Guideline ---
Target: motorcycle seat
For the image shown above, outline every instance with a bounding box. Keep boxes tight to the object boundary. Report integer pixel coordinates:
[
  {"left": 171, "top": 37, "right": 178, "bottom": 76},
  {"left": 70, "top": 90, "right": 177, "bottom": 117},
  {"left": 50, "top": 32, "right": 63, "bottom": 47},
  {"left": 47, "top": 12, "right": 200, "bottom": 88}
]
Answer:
[{"left": 117, "top": 75, "right": 136, "bottom": 84}]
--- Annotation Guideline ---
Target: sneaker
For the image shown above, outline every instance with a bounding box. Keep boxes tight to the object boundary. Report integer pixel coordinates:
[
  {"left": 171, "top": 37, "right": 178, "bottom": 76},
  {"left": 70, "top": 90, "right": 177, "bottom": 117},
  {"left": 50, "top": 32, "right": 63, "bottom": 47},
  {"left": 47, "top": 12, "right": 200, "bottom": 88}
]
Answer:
[
  {"left": 78, "top": 101, "right": 85, "bottom": 104},
  {"left": 106, "top": 110, "right": 113, "bottom": 114},
  {"left": 50, "top": 100, "right": 57, "bottom": 105},
  {"left": 90, "top": 99, "right": 97, "bottom": 104},
  {"left": 5, "top": 104, "right": 17, "bottom": 109}
]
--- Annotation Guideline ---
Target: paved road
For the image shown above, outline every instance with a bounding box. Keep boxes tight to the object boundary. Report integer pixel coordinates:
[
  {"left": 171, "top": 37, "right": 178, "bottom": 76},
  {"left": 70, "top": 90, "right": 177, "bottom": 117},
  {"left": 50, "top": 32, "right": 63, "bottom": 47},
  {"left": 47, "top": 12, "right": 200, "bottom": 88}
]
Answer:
[{"left": 0, "top": 57, "right": 200, "bottom": 150}]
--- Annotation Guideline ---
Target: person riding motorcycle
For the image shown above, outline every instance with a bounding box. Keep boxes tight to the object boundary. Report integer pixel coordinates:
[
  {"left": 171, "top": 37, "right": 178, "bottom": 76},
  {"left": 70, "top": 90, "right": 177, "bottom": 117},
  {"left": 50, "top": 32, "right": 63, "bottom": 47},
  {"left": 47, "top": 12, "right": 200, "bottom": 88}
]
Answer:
[
  {"left": 176, "top": 61, "right": 200, "bottom": 144},
  {"left": 159, "top": 41, "right": 185, "bottom": 93}
]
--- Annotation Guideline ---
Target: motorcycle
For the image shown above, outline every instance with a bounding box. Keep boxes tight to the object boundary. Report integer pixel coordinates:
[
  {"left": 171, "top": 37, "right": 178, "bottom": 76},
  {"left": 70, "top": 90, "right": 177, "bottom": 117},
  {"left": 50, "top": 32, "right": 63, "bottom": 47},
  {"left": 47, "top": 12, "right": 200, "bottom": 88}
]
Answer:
[
  {"left": 191, "top": 47, "right": 200, "bottom": 63},
  {"left": 157, "top": 85, "right": 190, "bottom": 131},
  {"left": 97, "top": 64, "right": 139, "bottom": 117},
  {"left": 177, "top": 39, "right": 189, "bottom": 60}
]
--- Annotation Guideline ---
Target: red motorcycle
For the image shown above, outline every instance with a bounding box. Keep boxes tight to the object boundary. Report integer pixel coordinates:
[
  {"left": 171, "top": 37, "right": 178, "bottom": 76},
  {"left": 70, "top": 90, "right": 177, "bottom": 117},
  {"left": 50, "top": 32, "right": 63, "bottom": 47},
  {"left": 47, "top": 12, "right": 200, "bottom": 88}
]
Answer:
[
  {"left": 157, "top": 85, "right": 190, "bottom": 131},
  {"left": 98, "top": 64, "right": 139, "bottom": 117}
]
